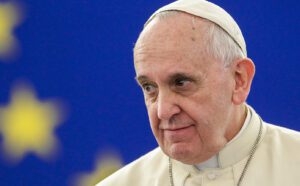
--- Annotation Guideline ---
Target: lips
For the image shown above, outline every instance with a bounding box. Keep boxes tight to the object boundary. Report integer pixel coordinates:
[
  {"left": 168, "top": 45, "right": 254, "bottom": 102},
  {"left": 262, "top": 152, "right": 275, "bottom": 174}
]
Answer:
[
  {"left": 163, "top": 125, "right": 195, "bottom": 142},
  {"left": 165, "top": 125, "right": 192, "bottom": 131}
]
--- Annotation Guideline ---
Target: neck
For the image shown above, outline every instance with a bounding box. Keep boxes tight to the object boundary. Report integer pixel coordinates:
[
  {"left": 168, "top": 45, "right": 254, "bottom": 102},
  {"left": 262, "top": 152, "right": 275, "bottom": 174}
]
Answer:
[{"left": 225, "top": 104, "right": 247, "bottom": 142}]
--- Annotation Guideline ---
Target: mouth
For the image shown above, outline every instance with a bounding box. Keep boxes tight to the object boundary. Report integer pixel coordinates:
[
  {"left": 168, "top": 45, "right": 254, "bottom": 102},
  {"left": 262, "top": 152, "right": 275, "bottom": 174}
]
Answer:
[
  {"left": 165, "top": 125, "right": 193, "bottom": 131},
  {"left": 163, "top": 125, "right": 195, "bottom": 142}
]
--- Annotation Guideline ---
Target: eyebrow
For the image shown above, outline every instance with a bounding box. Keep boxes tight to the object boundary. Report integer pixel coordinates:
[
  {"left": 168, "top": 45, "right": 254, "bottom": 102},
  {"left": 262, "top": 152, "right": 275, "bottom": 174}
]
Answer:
[
  {"left": 169, "top": 73, "right": 195, "bottom": 82},
  {"left": 135, "top": 75, "right": 149, "bottom": 85},
  {"left": 135, "top": 72, "right": 198, "bottom": 85}
]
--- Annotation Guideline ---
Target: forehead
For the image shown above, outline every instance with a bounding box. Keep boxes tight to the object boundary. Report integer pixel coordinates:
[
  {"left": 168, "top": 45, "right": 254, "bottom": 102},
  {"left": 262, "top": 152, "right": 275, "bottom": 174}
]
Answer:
[
  {"left": 134, "top": 13, "right": 213, "bottom": 78},
  {"left": 135, "top": 13, "right": 208, "bottom": 55}
]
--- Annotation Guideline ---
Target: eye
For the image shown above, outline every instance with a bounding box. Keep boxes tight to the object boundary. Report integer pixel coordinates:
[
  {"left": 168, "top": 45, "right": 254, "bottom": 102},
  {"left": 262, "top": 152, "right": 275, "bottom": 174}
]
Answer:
[
  {"left": 142, "top": 83, "right": 157, "bottom": 95},
  {"left": 174, "top": 78, "right": 190, "bottom": 87}
]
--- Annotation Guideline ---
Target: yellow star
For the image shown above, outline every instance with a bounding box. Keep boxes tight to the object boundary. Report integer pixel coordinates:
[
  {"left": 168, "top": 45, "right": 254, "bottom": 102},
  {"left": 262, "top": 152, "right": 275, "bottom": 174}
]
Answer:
[
  {"left": 0, "top": 2, "right": 22, "bottom": 60},
  {"left": 0, "top": 83, "right": 63, "bottom": 162},
  {"left": 75, "top": 153, "right": 123, "bottom": 186}
]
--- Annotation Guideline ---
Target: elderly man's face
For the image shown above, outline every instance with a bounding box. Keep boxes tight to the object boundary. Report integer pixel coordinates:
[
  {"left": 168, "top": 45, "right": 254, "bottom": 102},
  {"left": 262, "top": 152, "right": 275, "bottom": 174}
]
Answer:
[{"left": 134, "top": 14, "right": 239, "bottom": 164}]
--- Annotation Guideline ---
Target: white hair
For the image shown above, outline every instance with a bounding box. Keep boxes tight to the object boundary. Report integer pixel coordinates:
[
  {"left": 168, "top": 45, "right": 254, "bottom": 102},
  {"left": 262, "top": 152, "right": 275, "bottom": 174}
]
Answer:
[
  {"left": 204, "top": 18, "right": 245, "bottom": 66},
  {"left": 140, "top": 11, "right": 245, "bottom": 67}
]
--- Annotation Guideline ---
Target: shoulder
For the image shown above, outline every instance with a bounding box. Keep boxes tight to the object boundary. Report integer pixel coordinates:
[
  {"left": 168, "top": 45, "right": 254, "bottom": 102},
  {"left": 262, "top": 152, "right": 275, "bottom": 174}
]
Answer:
[
  {"left": 265, "top": 122, "right": 300, "bottom": 142},
  {"left": 96, "top": 147, "right": 168, "bottom": 186},
  {"left": 263, "top": 122, "right": 300, "bottom": 155}
]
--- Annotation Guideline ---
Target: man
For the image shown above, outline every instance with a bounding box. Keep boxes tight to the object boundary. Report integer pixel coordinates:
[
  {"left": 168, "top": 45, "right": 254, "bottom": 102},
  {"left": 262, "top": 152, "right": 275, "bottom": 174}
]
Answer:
[{"left": 97, "top": 0, "right": 300, "bottom": 185}]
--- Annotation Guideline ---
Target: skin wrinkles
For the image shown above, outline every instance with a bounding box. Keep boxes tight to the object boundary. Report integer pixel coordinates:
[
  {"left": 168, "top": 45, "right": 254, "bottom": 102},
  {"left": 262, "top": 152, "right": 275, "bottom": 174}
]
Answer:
[
  {"left": 134, "top": 12, "right": 253, "bottom": 164},
  {"left": 136, "top": 72, "right": 204, "bottom": 100}
]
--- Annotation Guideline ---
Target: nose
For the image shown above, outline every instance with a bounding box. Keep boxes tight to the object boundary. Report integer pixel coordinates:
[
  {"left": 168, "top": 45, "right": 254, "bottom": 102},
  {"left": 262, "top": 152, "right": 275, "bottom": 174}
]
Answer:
[{"left": 157, "top": 90, "right": 180, "bottom": 120}]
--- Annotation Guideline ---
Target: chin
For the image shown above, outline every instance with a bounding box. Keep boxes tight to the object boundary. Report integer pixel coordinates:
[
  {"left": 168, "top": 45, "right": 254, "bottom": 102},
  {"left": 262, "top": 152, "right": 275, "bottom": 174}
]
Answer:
[{"left": 166, "top": 143, "right": 199, "bottom": 164}]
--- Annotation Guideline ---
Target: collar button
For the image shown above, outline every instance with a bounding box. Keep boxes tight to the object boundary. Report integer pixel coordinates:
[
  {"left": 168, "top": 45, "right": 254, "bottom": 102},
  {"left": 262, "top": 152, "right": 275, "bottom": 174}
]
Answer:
[{"left": 207, "top": 172, "right": 217, "bottom": 180}]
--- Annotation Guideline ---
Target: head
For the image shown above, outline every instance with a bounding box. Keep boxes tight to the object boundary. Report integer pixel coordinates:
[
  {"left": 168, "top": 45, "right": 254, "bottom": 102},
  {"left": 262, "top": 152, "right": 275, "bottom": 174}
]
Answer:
[{"left": 134, "top": 10, "right": 255, "bottom": 164}]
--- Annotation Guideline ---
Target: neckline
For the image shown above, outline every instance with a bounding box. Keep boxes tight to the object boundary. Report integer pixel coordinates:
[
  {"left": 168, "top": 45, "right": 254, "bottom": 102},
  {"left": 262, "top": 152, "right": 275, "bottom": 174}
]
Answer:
[
  {"left": 169, "top": 115, "right": 263, "bottom": 186},
  {"left": 218, "top": 106, "right": 264, "bottom": 168},
  {"left": 195, "top": 106, "right": 252, "bottom": 170},
  {"left": 171, "top": 105, "right": 266, "bottom": 178}
]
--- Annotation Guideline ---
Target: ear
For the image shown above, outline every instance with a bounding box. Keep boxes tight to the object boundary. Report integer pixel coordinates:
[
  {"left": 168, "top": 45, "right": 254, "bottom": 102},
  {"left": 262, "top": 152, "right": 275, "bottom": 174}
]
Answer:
[{"left": 232, "top": 58, "right": 255, "bottom": 105}]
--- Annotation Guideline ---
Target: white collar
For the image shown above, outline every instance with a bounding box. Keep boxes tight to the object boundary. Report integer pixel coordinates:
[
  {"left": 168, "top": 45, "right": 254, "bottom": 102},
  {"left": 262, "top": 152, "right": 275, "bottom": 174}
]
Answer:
[
  {"left": 172, "top": 105, "right": 267, "bottom": 184},
  {"left": 195, "top": 106, "right": 251, "bottom": 170}
]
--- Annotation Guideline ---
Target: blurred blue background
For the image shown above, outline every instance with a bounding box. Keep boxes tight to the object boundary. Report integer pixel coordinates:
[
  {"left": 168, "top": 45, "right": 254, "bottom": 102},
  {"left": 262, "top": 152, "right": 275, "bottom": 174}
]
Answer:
[{"left": 0, "top": 0, "right": 299, "bottom": 185}]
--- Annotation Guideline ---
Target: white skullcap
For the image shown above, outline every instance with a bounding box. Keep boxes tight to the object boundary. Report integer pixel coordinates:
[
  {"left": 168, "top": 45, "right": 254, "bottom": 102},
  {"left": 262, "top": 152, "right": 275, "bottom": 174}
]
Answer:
[{"left": 145, "top": 0, "right": 247, "bottom": 57}]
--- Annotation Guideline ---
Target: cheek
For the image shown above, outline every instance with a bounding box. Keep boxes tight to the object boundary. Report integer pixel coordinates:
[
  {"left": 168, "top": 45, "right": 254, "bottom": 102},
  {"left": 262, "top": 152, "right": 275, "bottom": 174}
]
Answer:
[
  {"left": 180, "top": 93, "right": 228, "bottom": 136},
  {"left": 146, "top": 104, "right": 160, "bottom": 135},
  {"left": 181, "top": 93, "right": 213, "bottom": 121},
  {"left": 147, "top": 108, "right": 166, "bottom": 148}
]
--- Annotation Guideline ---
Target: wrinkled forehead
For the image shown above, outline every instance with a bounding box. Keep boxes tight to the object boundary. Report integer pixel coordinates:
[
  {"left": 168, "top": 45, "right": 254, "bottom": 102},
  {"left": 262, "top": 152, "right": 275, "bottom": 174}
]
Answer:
[
  {"left": 134, "top": 12, "right": 210, "bottom": 57},
  {"left": 133, "top": 13, "right": 215, "bottom": 78}
]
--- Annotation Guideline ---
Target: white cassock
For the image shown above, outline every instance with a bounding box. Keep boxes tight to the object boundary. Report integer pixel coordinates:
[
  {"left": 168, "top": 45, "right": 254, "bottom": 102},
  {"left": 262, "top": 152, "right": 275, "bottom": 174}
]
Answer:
[{"left": 97, "top": 105, "right": 300, "bottom": 186}]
